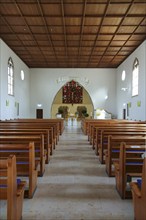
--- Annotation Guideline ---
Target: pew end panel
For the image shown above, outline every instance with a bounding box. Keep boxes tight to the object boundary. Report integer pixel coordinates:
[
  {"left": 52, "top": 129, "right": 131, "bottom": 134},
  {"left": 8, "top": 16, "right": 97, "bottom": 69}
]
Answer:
[
  {"left": 0, "top": 155, "right": 26, "bottom": 220},
  {"left": 130, "top": 157, "right": 146, "bottom": 220}
]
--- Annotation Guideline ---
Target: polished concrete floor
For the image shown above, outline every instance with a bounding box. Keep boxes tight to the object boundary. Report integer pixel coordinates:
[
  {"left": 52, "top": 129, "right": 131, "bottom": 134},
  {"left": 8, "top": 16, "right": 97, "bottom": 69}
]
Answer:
[{"left": 0, "top": 120, "right": 134, "bottom": 220}]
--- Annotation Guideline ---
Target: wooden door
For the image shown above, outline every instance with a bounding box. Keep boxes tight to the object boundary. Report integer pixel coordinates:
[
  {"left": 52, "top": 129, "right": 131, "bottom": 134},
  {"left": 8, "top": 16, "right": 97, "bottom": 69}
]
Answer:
[{"left": 36, "top": 109, "right": 43, "bottom": 119}]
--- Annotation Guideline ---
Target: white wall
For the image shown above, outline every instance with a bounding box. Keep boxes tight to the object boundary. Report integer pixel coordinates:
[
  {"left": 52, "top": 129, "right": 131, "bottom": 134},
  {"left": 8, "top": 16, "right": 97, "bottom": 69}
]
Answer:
[
  {"left": 30, "top": 68, "right": 117, "bottom": 118},
  {"left": 116, "top": 41, "right": 146, "bottom": 120},
  {"left": 0, "top": 40, "right": 2, "bottom": 119},
  {"left": 0, "top": 39, "right": 30, "bottom": 120}
]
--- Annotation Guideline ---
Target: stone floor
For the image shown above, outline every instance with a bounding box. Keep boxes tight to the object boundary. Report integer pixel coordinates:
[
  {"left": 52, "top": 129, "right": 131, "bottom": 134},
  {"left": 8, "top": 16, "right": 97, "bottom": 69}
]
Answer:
[{"left": 0, "top": 121, "right": 134, "bottom": 220}]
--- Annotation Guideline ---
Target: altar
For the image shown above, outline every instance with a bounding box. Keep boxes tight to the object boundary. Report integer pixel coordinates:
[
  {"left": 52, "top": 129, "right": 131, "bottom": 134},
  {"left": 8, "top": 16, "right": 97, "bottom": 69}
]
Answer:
[{"left": 67, "top": 113, "right": 77, "bottom": 126}]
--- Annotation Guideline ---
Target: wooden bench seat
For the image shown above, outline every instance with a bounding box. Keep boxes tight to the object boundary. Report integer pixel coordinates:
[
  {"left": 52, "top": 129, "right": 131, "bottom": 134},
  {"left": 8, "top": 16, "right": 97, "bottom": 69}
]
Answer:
[
  {"left": 113, "top": 142, "right": 146, "bottom": 199},
  {"left": 130, "top": 157, "right": 146, "bottom": 220},
  {"left": 98, "top": 130, "right": 146, "bottom": 164},
  {"left": 0, "top": 134, "right": 45, "bottom": 177},
  {"left": 0, "top": 142, "right": 38, "bottom": 198},
  {"left": 0, "top": 129, "right": 52, "bottom": 163},
  {"left": 105, "top": 135, "right": 146, "bottom": 177},
  {"left": 0, "top": 122, "right": 58, "bottom": 150},
  {"left": 0, "top": 155, "right": 26, "bottom": 220},
  {"left": 10, "top": 118, "right": 65, "bottom": 135},
  {"left": 86, "top": 120, "right": 145, "bottom": 142},
  {"left": 93, "top": 124, "right": 146, "bottom": 151}
]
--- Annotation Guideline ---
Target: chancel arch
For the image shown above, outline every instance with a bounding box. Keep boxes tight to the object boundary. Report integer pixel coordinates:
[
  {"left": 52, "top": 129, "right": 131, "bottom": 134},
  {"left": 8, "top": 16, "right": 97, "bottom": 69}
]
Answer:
[{"left": 51, "top": 80, "right": 94, "bottom": 119}]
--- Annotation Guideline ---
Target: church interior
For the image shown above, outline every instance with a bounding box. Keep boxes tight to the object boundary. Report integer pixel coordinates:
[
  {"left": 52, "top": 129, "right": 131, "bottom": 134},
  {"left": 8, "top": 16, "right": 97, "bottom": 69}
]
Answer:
[{"left": 0, "top": 1, "right": 146, "bottom": 220}]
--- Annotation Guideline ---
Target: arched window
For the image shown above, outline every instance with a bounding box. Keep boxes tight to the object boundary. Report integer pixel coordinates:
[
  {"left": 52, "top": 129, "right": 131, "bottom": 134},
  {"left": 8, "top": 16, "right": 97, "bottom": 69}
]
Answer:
[
  {"left": 8, "top": 57, "right": 14, "bottom": 96},
  {"left": 132, "top": 58, "right": 139, "bottom": 97}
]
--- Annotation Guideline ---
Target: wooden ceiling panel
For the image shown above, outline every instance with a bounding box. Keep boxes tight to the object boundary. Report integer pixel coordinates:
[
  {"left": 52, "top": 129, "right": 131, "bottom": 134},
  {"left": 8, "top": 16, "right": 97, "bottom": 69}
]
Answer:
[
  {"left": 82, "top": 35, "right": 96, "bottom": 41},
  {"left": 17, "top": 34, "right": 34, "bottom": 41},
  {"left": 100, "top": 26, "right": 117, "bottom": 34},
  {"left": 30, "top": 26, "right": 46, "bottom": 34},
  {"left": 1, "top": 34, "right": 18, "bottom": 41},
  {"left": 4, "top": 17, "right": 26, "bottom": 25},
  {"left": 67, "top": 41, "right": 79, "bottom": 46},
  {"left": 125, "top": 40, "right": 142, "bottom": 46},
  {"left": 42, "top": 4, "right": 62, "bottom": 16},
  {"left": 46, "top": 17, "right": 63, "bottom": 26},
  {"left": 67, "top": 35, "right": 80, "bottom": 41},
  {"left": 21, "top": 41, "right": 37, "bottom": 46},
  {"left": 106, "top": 4, "right": 129, "bottom": 15},
  {"left": 64, "top": 4, "right": 83, "bottom": 15},
  {"left": 0, "top": 25, "right": 12, "bottom": 33},
  {"left": 122, "top": 17, "right": 144, "bottom": 25},
  {"left": 98, "top": 35, "right": 113, "bottom": 41},
  {"left": 102, "top": 17, "right": 122, "bottom": 25},
  {"left": 117, "top": 26, "right": 137, "bottom": 34},
  {"left": 110, "top": 41, "right": 125, "bottom": 46},
  {"left": 25, "top": 17, "right": 44, "bottom": 25},
  {"left": 113, "top": 35, "right": 130, "bottom": 41},
  {"left": 51, "top": 34, "right": 64, "bottom": 41},
  {"left": 129, "top": 3, "right": 146, "bottom": 14},
  {"left": 107, "top": 46, "right": 121, "bottom": 52},
  {"left": 11, "top": 26, "right": 30, "bottom": 33},
  {"left": 84, "top": 17, "right": 101, "bottom": 25},
  {"left": 53, "top": 41, "right": 65, "bottom": 46},
  {"left": 83, "top": 26, "right": 99, "bottom": 34},
  {"left": 135, "top": 26, "right": 146, "bottom": 33},
  {"left": 85, "top": 4, "right": 106, "bottom": 15},
  {"left": 36, "top": 41, "right": 50, "bottom": 46},
  {"left": 0, "top": 1, "right": 145, "bottom": 68},
  {"left": 50, "top": 27, "right": 64, "bottom": 34},
  {"left": 66, "top": 26, "right": 81, "bottom": 34},
  {"left": 92, "top": 51, "right": 105, "bottom": 56},
  {"left": 18, "top": 3, "right": 40, "bottom": 16},
  {"left": 129, "top": 35, "right": 146, "bottom": 41},
  {"left": 65, "top": 17, "right": 81, "bottom": 26},
  {"left": 81, "top": 41, "right": 94, "bottom": 46},
  {"left": 117, "top": 51, "right": 130, "bottom": 56},
  {"left": 96, "top": 41, "right": 110, "bottom": 46},
  {"left": 0, "top": 4, "right": 19, "bottom": 15}
]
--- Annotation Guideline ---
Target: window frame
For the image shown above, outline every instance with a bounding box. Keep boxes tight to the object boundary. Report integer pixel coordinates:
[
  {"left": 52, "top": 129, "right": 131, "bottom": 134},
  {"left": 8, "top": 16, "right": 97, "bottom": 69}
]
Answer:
[
  {"left": 8, "top": 57, "right": 14, "bottom": 96},
  {"left": 132, "top": 58, "right": 139, "bottom": 97}
]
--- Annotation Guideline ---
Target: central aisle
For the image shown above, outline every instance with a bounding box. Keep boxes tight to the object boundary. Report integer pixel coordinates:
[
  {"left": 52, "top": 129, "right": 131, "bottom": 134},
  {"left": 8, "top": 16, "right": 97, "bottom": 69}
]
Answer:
[{"left": 23, "top": 122, "right": 134, "bottom": 220}]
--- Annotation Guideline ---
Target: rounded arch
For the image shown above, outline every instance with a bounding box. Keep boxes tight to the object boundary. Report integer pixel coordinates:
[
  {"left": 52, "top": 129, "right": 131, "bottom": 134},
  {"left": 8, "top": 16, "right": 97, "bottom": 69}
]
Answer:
[{"left": 51, "top": 80, "right": 94, "bottom": 119}]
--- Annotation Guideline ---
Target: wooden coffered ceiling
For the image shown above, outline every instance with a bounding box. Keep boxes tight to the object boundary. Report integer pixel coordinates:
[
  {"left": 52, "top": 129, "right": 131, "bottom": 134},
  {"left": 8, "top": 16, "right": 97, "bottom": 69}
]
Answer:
[{"left": 0, "top": 0, "right": 146, "bottom": 68}]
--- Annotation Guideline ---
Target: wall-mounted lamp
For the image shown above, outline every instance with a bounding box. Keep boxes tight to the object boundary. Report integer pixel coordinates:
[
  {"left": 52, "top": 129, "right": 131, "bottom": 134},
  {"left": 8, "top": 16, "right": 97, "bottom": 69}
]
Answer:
[
  {"left": 121, "top": 87, "right": 128, "bottom": 91},
  {"left": 105, "top": 95, "right": 108, "bottom": 100},
  {"left": 37, "top": 104, "right": 42, "bottom": 108}
]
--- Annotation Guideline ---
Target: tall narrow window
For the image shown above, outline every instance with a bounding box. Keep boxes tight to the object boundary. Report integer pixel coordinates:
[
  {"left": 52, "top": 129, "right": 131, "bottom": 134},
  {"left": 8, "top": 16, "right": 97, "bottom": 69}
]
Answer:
[
  {"left": 8, "top": 57, "right": 14, "bottom": 96},
  {"left": 132, "top": 58, "right": 139, "bottom": 97}
]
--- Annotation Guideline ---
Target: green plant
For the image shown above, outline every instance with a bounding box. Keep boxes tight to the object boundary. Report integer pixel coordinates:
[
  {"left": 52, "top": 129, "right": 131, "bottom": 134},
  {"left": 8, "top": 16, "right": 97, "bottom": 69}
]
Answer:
[
  {"left": 58, "top": 109, "right": 63, "bottom": 114},
  {"left": 84, "top": 113, "right": 89, "bottom": 117},
  {"left": 81, "top": 109, "right": 87, "bottom": 114}
]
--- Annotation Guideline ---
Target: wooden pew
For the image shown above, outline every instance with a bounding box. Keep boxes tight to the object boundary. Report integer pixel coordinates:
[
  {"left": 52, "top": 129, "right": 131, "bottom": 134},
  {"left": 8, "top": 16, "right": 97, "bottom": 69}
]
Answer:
[
  {"left": 6, "top": 118, "right": 62, "bottom": 140},
  {"left": 86, "top": 119, "right": 145, "bottom": 141},
  {"left": 0, "top": 155, "right": 26, "bottom": 220},
  {"left": 0, "top": 134, "right": 45, "bottom": 177},
  {"left": 98, "top": 129, "right": 146, "bottom": 164},
  {"left": 0, "top": 127, "right": 54, "bottom": 156},
  {"left": 10, "top": 118, "right": 65, "bottom": 135},
  {"left": 0, "top": 142, "right": 38, "bottom": 198},
  {"left": 113, "top": 142, "right": 145, "bottom": 199},
  {"left": 0, "top": 120, "right": 59, "bottom": 150},
  {"left": 130, "top": 156, "right": 146, "bottom": 220},
  {"left": 105, "top": 135, "right": 146, "bottom": 177},
  {"left": 0, "top": 129, "right": 52, "bottom": 163},
  {"left": 93, "top": 123, "right": 146, "bottom": 150}
]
